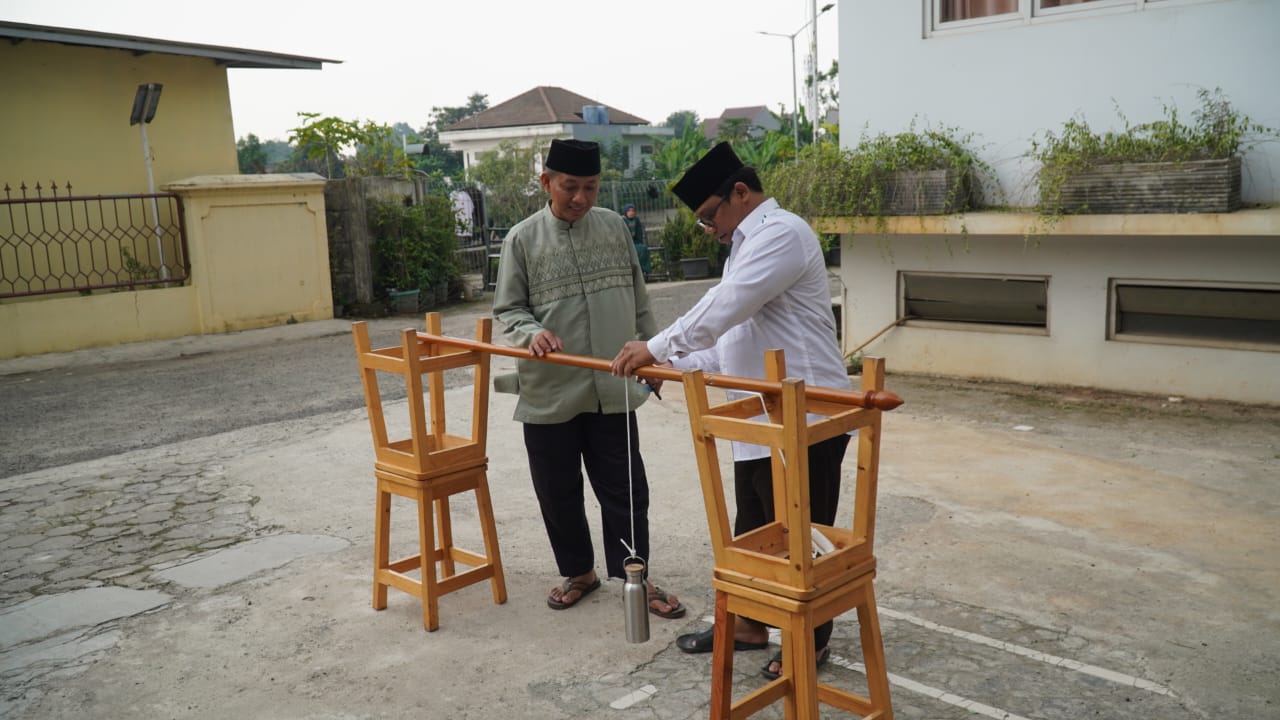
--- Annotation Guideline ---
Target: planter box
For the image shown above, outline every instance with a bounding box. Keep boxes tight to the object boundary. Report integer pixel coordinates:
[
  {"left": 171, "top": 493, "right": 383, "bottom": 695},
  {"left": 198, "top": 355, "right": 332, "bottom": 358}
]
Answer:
[
  {"left": 1053, "top": 157, "right": 1242, "bottom": 214},
  {"left": 389, "top": 289, "right": 421, "bottom": 314},
  {"left": 874, "top": 168, "right": 976, "bottom": 215},
  {"left": 679, "top": 257, "right": 711, "bottom": 280}
]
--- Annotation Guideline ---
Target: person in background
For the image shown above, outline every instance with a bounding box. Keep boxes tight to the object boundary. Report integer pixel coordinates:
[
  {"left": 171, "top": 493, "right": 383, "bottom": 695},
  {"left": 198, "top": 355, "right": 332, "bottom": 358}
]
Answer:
[
  {"left": 610, "top": 141, "right": 848, "bottom": 679},
  {"left": 492, "top": 139, "right": 684, "bottom": 619},
  {"left": 621, "top": 203, "right": 652, "bottom": 276}
]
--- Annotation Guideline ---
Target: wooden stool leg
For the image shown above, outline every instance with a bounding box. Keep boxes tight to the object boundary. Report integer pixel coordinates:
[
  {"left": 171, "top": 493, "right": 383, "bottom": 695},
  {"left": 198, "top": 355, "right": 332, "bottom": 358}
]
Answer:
[
  {"left": 787, "top": 621, "right": 820, "bottom": 720},
  {"left": 435, "top": 496, "right": 456, "bottom": 578},
  {"left": 474, "top": 474, "right": 507, "bottom": 604},
  {"left": 372, "top": 479, "right": 391, "bottom": 611},
  {"left": 709, "top": 590, "right": 735, "bottom": 720},
  {"left": 857, "top": 585, "right": 893, "bottom": 719},
  {"left": 418, "top": 487, "right": 440, "bottom": 631}
]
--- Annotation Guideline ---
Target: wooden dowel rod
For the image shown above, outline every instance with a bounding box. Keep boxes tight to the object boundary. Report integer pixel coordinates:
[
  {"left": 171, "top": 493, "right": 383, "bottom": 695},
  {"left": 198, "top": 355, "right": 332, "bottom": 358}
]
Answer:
[{"left": 414, "top": 331, "right": 904, "bottom": 411}]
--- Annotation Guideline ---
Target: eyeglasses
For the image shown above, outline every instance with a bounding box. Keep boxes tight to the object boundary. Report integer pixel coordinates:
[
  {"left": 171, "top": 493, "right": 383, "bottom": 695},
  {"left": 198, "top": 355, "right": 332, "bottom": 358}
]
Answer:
[{"left": 695, "top": 195, "right": 730, "bottom": 229}]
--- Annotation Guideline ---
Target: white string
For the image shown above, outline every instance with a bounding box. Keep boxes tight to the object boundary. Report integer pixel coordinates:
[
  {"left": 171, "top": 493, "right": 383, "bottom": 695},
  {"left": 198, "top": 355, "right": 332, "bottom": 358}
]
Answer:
[
  {"left": 744, "top": 390, "right": 785, "bottom": 468},
  {"left": 619, "top": 378, "right": 642, "bottom": 565}
]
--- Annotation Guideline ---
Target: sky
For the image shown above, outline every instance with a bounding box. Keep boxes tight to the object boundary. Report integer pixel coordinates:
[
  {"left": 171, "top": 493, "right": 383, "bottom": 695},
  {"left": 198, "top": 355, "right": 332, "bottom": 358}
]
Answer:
[{"left": 3, "top": 0, "right": 840, "bottom": 142}]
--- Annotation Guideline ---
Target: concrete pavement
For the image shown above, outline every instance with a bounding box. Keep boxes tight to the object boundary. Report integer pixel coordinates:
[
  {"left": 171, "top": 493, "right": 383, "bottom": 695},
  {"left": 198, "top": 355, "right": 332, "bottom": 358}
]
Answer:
[{"left": 1, "top": 301, "right": 1277, "bottom": 719}]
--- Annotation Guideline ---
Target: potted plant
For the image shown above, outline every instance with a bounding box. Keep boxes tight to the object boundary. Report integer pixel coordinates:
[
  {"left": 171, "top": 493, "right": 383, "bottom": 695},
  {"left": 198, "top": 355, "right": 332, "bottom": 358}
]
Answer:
[
  {"left": 765, "top": 122, "right": 990, "bottom": 230},
  {"left": 658, "top": 208, "right": 718, "bottom": 280},
  {"left": 1030, "top": 87, "right": 1276, "bottom": 219},
  {"left": 370, "top": 196, "right": 461, "bottom": 313}
]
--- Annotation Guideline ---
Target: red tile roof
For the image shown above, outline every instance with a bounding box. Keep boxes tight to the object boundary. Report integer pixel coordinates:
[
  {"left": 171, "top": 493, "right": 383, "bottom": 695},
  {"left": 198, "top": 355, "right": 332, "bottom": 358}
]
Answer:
[{"left": 442, "top": 86, "right": 650, "bottom": 131}]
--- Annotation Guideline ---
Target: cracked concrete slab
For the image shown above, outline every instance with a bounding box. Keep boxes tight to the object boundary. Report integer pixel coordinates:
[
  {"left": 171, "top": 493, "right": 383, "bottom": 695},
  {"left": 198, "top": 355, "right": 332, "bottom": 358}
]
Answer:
[
  {"left": 0, "top": 587, "right": 170, "bottom": 648},
  {"left": 151, "top": 533, "right": 349, "bottom": 589}
]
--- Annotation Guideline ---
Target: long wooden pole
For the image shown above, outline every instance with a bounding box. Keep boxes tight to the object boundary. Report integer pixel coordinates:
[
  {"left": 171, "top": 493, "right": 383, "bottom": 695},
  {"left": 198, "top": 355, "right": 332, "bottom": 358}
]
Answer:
[{"left": 415, "top": 331, "right": 904, "bottom": 411}]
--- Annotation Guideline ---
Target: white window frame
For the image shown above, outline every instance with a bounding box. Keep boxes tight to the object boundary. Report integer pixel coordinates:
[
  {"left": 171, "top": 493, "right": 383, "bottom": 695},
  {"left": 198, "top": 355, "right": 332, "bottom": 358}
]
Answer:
[{"left": 926, "top": 0, "right": 1207, "bottom": 36}]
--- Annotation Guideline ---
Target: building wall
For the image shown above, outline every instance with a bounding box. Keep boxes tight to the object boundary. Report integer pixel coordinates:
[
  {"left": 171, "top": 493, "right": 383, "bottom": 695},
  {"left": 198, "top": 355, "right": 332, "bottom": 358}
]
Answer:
[
  {"left": 0, "top": 175, "right": 332, "bottom": 359},
  {"left": 0, "top": 40, "right": 238, "bottom": 196},
  {"left": 834, "top": 0, "right": 1280, "bottom": 405},
  {"left": 838, "top": 0, "right": 1280, "bottom": 206},
  {"left": 836, "top": 213, "right": 1280, "bottom": 405}
]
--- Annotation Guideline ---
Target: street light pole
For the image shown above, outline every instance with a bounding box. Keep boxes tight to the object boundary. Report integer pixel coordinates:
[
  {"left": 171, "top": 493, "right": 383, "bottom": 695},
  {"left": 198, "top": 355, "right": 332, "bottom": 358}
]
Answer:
[
  {"left": 758, "top": 29, "right": 800, "bottom": 154},
  {"left": 758, "top": 3, "right": 833, "bottom": 155}
]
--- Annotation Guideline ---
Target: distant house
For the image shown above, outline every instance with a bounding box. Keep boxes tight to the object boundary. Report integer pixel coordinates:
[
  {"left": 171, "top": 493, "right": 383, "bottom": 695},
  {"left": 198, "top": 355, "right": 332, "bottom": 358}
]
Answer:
[
  {"left": 438, "top": 86, "right": 673, "bottom": 177},
  {"left": 702, "top": 106, "right": 781, "bottom": 140},
  {"left": 833, "top": 1, "right": 1280, "bottom": 405}
]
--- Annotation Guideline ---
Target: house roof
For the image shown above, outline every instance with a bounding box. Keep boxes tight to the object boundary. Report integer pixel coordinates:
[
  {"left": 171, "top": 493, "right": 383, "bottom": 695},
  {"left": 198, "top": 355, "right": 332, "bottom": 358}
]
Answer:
[
  {"left": 0, "top": 21, "right": 339, "bottom": 69},
  {"left": 703, "top": 105, "right": 775, "bottom": 138},
  {"left": 442, "top": 86, "right": 650, "bottom": 132}
]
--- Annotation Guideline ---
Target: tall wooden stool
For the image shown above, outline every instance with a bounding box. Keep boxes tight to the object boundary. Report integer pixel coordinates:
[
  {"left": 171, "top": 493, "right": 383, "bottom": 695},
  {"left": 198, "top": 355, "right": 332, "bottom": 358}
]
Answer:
[
  {"left": 681, "top": 352, "right": 895, "bottom": 719},
  {"left": 351, "top": 313, "right": 506, "bottom": 631}
]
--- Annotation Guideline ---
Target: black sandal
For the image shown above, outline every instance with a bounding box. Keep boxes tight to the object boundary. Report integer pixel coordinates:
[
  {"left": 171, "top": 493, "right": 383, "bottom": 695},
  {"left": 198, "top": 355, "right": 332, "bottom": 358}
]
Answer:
[
  {"left": 676, "top": 626, "right": 769, "bottom": 653},
  {"left": 761, "top": 645, "right": 830, "bottom": 680}
]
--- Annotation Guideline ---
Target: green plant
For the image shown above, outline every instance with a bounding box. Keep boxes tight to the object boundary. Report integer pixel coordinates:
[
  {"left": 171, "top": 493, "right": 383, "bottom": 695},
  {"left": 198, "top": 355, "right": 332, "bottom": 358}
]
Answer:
[
  {"left": 1029, "top": 87, "right": 1278, "bottom": 222},
  {"left": 120, "top": 246, "right": 158, "bottom": 286},
  {"left": 469, "top": 139, "right": 545, "bottom": 228},
  {"left": 764, "top": 121, "right": 989, "bottom": 231},
  {"left": 288, "top": 113, "right": 413, "bottom": 179},
  {"left": 655, "top": 208, "right": 719, "bottom": 274},
  {"left": 369, "top": 196, "right": 460, "bottom": 297}
]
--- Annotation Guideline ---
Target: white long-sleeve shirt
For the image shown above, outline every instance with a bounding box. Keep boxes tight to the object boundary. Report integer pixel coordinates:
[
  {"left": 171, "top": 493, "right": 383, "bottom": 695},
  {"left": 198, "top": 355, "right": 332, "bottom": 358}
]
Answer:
[{"left": 647, "top": 198, "right": 851, "bottom": 461}]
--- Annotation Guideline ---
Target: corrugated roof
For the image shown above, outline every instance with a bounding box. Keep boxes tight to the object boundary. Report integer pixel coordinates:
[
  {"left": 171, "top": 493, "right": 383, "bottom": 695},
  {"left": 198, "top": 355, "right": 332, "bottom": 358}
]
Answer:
[
  {"left": 0, "top": 21, "right": 339, "bottom": 69},
  {"left": 442, "top": 86, "right": 650, "bottom": 131}
]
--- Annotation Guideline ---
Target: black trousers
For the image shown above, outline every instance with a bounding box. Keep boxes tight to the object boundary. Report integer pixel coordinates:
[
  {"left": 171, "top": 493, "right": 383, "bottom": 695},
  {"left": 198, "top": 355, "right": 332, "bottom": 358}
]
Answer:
[
  {"left": 732, "top": 433, "right": 851, "bottom": 651},
  {"left": 523, "top": 411, "right": 649, "bottom": 580}
]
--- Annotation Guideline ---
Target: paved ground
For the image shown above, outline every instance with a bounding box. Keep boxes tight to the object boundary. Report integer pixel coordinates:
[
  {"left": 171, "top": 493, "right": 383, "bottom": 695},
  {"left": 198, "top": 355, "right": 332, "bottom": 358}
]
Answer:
[{"left": 1, "top": 279, "right": 1278, "bottom": 719}]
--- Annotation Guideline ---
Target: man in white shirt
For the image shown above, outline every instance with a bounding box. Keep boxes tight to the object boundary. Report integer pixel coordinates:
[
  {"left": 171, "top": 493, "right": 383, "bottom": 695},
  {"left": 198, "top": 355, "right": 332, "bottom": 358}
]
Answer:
[{"left": 610, "top": 141, "right": 849, "bottom": 679}]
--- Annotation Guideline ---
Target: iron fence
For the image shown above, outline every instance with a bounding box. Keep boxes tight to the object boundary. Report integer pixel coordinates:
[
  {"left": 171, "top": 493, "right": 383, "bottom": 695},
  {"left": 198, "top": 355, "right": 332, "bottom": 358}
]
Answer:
[{"left": 1, "top": 181, "right": 189, "bottom": 299}]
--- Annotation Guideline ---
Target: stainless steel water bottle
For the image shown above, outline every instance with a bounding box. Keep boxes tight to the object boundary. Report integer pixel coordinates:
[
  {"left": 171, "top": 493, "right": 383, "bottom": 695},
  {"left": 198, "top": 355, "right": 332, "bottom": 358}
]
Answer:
[{"left": 623, "top": 562, "right": 650, "bottom": 643}]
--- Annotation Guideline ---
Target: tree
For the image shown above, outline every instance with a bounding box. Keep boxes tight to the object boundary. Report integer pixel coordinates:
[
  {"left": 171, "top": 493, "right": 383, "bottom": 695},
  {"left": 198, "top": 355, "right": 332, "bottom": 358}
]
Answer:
[
  {"left": 431, "top": 93, "right": 489, "bottom": 129},
  {"left": 288, "top": 113, "right": 365, "bottom": 178},
  {"left": 402, "top": 93, "right": 491, "bottom": 181},
  {"left": 236, "top": 134, "right": 268, "bottom": 174},
  {"left": 288, "top": 112, "right": 412, "bottom": 179},
  {"left": 663, "top": 110, "right": 701, "bottom": 141},
  {"left": 807, "top": 60, "right": 839, "bottom": 141},
  {"left": 716, "top": 117, "right": 751, "bottom": 144},
  {"left": 650, "top": 131, "right": 710, "bottom": 180},
  {"left": 469, "top": 139, "right": 544, "bottom": 228},
  {"left": 600, "top": 137, "right": 631, "bottom": 180},
  {"left": 734, "top": 130, "right": 794, "bottom": 170}
]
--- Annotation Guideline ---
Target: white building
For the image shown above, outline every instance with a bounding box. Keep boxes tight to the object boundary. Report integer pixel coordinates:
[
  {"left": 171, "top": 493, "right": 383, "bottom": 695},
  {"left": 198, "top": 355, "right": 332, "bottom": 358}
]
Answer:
[
  {"left": 834, "top": 0, "right": 1280, "bottom": 405},
  {"left": 438, "top": 86, "right": 672, "bottom": 177}
]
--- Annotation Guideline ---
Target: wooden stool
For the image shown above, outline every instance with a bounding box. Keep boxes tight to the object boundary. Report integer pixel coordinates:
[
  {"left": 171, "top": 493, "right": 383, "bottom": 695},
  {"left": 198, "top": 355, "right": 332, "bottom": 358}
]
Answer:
[
  {"left": 352, "top": 314, "right": 506, "bottom": 631},
  {"left": 681, "top": 353, "right": 895, "bottom": 719}
]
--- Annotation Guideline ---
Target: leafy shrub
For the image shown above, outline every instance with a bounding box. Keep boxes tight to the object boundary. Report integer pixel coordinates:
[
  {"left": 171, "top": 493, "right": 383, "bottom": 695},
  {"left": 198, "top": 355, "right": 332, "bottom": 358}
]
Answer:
[
  {"left": 655, "top": 208, "right": 719, "bottom": 276},
  {"left": 765, "top": 122, "right": 988, "bottom": 222},
  {"left": 1029, "top": 87, "right": 1278, "bottom": 214},
  {"left": 370, "top": 196, "right": 460, "bottom": 296}
]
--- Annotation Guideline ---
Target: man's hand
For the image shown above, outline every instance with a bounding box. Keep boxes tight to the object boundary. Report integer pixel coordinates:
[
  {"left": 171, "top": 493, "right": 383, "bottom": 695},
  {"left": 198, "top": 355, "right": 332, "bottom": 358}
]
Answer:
[
  {"left": 528, "top": 330, "right": 563, "bottom": 357},
  {"left": 611, "top": 341, "right": 656, "bottom": 377}
]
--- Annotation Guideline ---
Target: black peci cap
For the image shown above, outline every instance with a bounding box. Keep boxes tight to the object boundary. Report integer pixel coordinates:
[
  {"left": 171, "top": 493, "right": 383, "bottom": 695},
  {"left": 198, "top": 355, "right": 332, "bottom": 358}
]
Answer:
[
  {"left": 545, "top": 139, "right": 601, "bottom": 176},
  {"left": 671, "top": 141, "right": 744, "bottom": 210}
]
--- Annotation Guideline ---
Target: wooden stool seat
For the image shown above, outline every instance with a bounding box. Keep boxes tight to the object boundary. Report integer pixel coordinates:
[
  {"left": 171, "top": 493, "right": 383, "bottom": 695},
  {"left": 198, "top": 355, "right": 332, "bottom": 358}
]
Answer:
[{"left": 353, "top": 314, "right": 506, "bottom": 632}]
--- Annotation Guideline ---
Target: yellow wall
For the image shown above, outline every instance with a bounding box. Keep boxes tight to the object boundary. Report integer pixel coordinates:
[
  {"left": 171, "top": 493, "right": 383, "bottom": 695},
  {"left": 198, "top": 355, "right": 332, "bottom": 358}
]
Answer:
[
  {"left": 0, "top": 175, "right": 333, "bottom": 359},
  {"left": 0, "top": 41, "right": 237, "bottom": 196},
  {"left": 173, "top": 175, "right": 334, "bottom": 333}
]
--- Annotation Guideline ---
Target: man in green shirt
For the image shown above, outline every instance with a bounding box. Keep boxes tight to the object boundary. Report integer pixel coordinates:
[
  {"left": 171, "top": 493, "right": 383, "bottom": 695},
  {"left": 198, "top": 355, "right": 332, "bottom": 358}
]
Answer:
[{"left": 492, "top": 139, "right": 683, "bottom": 618}]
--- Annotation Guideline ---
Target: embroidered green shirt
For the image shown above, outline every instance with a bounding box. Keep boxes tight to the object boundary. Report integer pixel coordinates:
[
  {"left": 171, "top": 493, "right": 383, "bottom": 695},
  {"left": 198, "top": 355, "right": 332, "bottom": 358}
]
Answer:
[{"left": 493, "top": 204, "right": 656, "bottom": 424}]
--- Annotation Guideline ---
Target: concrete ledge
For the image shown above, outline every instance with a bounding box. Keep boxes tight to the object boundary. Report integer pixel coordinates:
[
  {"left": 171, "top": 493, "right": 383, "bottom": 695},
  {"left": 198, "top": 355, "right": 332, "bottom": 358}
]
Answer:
[{"left": 814, "top": 205, "right": 1280, "bottom": 237}]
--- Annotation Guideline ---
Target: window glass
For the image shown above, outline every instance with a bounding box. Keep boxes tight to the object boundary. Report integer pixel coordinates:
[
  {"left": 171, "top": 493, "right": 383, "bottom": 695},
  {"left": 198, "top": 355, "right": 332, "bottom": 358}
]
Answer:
[
  {"left": 902, "top": 272, "right": 1047, "bottom": 327},
  {"left": 939, "top": 0, "right": 1019, "bottom": 23}
]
